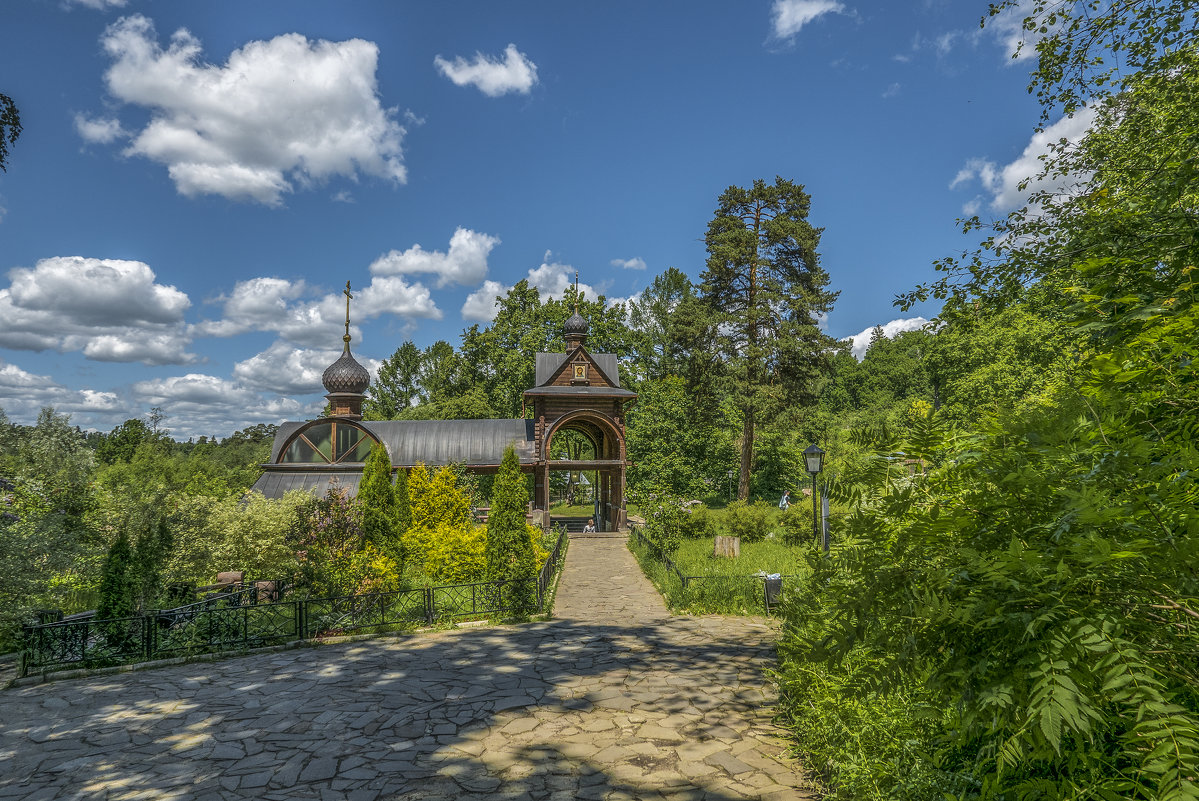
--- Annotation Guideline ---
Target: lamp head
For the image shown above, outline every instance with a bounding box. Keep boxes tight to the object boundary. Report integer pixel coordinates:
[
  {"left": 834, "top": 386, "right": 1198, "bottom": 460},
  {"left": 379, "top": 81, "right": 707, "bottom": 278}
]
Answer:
[{"left": 803, "top": 444, "right": 825, "bottom": 475}]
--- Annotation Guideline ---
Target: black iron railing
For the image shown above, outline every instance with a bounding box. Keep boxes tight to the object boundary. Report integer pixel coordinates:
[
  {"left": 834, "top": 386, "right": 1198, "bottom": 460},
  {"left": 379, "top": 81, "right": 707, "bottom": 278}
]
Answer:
[
  {"left": 19, "top": 528, "right": 570, "bottom": 679},
  {"left": 629, "top": 524, "right": 794, "bottom": 615}
]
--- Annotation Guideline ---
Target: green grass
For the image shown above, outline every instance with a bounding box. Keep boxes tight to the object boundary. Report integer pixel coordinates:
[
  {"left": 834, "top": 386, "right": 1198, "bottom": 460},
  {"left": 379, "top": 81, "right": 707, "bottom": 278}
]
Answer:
[
  {"left": 629, "top": 534, "right": 809, "bottom": 616},
  {"left": 546, "top": 502, "right": 595, "bottom": 516},
  {"left": 669, "top": 537, "right": 807, "bottom": 576}
]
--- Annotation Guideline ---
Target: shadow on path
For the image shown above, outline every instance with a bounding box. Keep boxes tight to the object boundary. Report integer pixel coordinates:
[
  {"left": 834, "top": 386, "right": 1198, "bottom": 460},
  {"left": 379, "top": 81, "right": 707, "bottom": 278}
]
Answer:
[{"left": 1, "top": 540, "right": 811, "bottom": 800}]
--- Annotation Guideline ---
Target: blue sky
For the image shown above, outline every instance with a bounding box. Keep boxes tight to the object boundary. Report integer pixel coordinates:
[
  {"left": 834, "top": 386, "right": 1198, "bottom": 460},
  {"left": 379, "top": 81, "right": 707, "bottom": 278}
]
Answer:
[{"left": 0, "top": 0, "right": 1071, "bottom": 439}]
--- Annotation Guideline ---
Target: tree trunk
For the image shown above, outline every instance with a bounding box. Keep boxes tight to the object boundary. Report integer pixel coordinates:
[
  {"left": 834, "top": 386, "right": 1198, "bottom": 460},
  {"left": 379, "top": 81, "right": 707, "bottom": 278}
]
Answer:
[{"left": 738, "top": 404, "right": 754, "bottom": 500}]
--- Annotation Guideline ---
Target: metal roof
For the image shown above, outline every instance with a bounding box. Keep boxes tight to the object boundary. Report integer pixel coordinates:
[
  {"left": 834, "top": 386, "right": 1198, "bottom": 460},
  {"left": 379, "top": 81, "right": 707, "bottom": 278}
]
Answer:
[
  {"left": 533, "top": 351, "right": 622, "bottom": 387},
  {"left": 251, "top": 470, "right": 362, "bottom": 499},
  {"left": 365, "top": 419, "right": 536, "bottom": 467},
  {"left": 254, "top": 418, "right": 538, "bottom": 500},
  {"left": 523, "top": 386, "right": 637, "bottom": 398},
  {"left": 267, "top": 418, "right": 537, "bottom": 468}
]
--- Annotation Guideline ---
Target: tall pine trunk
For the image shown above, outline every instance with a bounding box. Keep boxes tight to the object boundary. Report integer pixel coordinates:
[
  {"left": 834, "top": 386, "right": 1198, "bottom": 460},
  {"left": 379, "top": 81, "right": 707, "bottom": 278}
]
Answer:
[{"left": 738, "top": 404, "right": 754, "bottom": 500}]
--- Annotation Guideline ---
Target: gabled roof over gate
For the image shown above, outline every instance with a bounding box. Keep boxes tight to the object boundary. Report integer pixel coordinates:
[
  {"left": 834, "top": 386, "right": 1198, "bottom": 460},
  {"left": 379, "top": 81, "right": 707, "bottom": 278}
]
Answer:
[{"left": 533, "top": 351, "right": 623, "bottom": 387}]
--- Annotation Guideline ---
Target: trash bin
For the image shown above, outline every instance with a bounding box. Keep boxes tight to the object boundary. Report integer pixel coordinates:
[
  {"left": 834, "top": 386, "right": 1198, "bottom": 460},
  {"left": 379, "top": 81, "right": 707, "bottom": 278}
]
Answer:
[{"left": 763, "top": 574, "right": 783, "bottom": 610}]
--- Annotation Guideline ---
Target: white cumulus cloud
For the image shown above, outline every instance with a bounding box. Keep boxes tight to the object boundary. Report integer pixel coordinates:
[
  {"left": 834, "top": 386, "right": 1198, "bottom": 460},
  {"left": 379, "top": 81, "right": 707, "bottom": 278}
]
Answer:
[
  {"left": 951, "top": 108, "right": 1096, "bottom": 214},
  {"left": 461, "top": 280, "right": 511, "bottom": 322},
  {"left": 92, "top": 15, "right": 406, "bottom": 205},
  {"left": 67, "top": 0, "right": 127, "bottom": 9},
  {"left": 0, "top": 256, "right": 195, "bottom": 364},
  {"left": 130, "top": 373, "right": 311, "bottom": 438},
  {"left": 369, "top": 228, "right": 500, "bottom": 287},
  {"left": 771, "top": 0, "right": 845, "bottom": 39},
  {"left": 434, "top": 43, "right": 538, "bottom": 97},
  {"left": 0, "top": 359, "right": 124, "bottom": 428},
  {"left": 198, "top": 274, "right": 440, "bottom": 347},
  {"left": 845, "top": 317, "right": 930, "bottom": 360},
  {"left": 462, "top": 253, "right": 604, "bottom": 323},
  {"left": 233, "top": 341, "right": 383, "bottom": 395},
  {"left": 610, "top": 257, "right": 647, "bottom": 271},
  {"left": 74, "top": 114, "right": 127, "bottom": 144}
]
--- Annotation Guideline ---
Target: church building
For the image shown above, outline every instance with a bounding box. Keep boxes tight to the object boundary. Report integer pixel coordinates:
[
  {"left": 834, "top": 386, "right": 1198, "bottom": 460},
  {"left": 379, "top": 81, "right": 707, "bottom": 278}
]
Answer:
[{"left": 251, "top": 293, "right": 636, "bottom": 531}]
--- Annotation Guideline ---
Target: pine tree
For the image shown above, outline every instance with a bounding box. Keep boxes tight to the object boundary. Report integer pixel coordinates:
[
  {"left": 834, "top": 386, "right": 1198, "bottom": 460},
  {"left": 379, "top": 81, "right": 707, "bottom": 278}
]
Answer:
[
  {"left": 358, "top": 443, "right": 400, "bottom": 561},
  {"left": 699, "top": 177, "right": 839, "bottom": 500},
  {"left": 485, "top": 445, "right": 536, "bottom": 612}
]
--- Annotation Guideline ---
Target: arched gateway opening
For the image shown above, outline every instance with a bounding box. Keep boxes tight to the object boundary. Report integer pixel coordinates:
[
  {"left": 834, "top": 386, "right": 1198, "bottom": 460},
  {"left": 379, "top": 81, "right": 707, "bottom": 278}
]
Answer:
[
  {"left": 541, "top": 410, "right": 627, "bottom": 531},
  {"left": 251, "top": 288, "right": 636, "bottom": 533}
]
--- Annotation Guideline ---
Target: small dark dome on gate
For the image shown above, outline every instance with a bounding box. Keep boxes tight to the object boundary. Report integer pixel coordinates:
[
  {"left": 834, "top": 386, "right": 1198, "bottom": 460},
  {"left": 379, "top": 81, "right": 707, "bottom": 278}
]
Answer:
[
  {"left": 564, "top": 311, "right": 589, "bottom": 338},
  {"left": 322, "top": 336, "right": 371, "bottom": 395}
]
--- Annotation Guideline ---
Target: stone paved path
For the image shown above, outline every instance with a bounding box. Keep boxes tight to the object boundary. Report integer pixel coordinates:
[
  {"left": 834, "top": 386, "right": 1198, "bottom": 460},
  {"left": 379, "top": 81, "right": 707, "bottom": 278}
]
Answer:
[{"left": 0, "top": 537, "right": 813, "bottom": 800}]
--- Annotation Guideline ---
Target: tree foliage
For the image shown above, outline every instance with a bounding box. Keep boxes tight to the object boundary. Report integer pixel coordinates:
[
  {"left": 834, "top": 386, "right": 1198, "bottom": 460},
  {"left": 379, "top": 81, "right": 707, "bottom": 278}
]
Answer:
[
  {"left": 358, "top": 443, "right": 401, "bottom": 564},
  {"left": 485, "top": 445, "right": 536, "bottom": 611},
  {"left": 699, "top": 176, "right": 839, "bottom": 499},
  {"left": 0, "top": 93, "right": 20, "bottom": 172},
  {"left": 776, "top": 5, "right": 1199, "bottom": 799}
]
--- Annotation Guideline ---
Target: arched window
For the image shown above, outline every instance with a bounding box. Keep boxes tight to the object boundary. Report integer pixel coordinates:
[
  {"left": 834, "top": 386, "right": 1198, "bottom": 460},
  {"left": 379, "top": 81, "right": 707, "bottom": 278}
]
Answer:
[{"left": 279, "top": 421, "right": 377, "bottom": 464}]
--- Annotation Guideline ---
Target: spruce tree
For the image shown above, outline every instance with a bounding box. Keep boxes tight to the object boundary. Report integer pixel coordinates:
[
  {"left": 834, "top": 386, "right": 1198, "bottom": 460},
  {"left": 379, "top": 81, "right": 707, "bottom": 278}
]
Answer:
[
  {"left": 358, "top": 443, "right": 400, "bottom": 560},
  {"left": 485, "top": 445, "right": 536, "bottom": 612}
]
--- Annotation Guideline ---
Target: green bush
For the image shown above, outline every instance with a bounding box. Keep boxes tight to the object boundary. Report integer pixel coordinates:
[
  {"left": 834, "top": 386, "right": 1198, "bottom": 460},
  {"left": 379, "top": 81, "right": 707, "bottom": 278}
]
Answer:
[
  {"left": 408, "top": 463, "right": 472, "bottom": 531},
  {"left": 777, "top": 502, "right": 813, "bottom": 545},
  {"left": 165, "top": 490, "right": 307, "bottom": 586},
  {"left": 358, "top": 443, "right": 401, "bottom": 564},
  {"left": 724, "top": 499, "right": 773, "bottom": 543},
  {"left": 95, "top": 532, "right": 134, "bottom": 621},
  {"left": 678, "top": 504, "right": 718, "bottom": 539},
  {"left": 424, "top": 523, "right": 485, "bottom": 584}
]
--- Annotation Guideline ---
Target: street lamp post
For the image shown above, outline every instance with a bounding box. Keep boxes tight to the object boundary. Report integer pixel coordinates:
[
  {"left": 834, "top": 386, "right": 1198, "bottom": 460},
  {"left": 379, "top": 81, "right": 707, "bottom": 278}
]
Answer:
[{"left": 803, "top": 444, "right": 825, "bottom": 545}]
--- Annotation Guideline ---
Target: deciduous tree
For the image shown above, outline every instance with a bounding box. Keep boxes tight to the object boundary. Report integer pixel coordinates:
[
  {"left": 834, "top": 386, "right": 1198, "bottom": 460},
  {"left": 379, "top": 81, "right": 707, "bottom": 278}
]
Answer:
[
  {"left": 364, "top": 341, "right": 423, "bottom": 420},
  {"left": 0, "top": 93, "right": 20, "bottom": 171}
]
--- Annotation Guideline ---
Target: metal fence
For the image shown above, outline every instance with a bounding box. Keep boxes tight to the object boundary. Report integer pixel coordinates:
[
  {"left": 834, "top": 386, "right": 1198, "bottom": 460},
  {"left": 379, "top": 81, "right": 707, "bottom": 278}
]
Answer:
[
  {"left": 19, "top": 527, "right": 570, "bottom": 678},
  {"left": 629, "top": 525, "right": 794, "bottom": 615}
]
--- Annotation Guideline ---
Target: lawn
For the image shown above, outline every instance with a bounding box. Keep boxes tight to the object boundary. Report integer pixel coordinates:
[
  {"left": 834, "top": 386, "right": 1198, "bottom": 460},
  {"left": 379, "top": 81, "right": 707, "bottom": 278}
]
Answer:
[
  {"left": 670, "top": 536, "right": 806, "bottom": 576},
  {"left": 629, "top": 532, "right": 810, "bottom": 616}
]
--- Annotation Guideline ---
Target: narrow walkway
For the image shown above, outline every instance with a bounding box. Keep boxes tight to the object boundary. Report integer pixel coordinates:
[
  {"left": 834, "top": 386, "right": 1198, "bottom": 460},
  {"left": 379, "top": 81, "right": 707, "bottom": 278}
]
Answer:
[{"left": 0, "top": 538, "right": 812, "bottom": 800}]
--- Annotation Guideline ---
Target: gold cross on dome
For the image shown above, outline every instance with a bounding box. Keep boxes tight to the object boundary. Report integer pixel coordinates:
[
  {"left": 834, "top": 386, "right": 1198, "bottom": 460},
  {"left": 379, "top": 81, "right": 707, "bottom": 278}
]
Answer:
[{"left": 343, "top": 281, "right": 353, "bottom": 340}]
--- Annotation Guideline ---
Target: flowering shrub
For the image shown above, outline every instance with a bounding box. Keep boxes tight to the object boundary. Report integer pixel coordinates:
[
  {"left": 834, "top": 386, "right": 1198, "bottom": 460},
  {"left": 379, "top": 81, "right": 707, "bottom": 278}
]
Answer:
[{"left": 292, "top": 487, "right": 402, "bottom": 597}]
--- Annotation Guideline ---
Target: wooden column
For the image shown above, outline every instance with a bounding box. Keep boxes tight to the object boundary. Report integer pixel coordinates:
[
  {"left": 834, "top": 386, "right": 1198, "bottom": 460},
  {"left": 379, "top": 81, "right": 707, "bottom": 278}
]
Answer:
[
  {"left": 534, "top": 462, "right": 548, "bottom": 511},
  {"left": 614, "top": 466, "right": 626, "bottom": 529},
  {"left": 598, "top": 471, "right": 608, "bottom": 531}
]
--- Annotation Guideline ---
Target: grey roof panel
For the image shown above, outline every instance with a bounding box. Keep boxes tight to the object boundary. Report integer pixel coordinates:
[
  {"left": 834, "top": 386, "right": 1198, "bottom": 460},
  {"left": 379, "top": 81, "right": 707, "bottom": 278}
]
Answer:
[
  {"left": 523, "top": 386, "right": 637, "bottom": 397},
  {"left": 533, "top": 351, "right": 622, "bottom": 388},
  {"left": 594, "top": 354, "right": 621, "bottom": 386},
  {"left": 362, "top": 419, "right": 536, "bottom": 467},
  {"left": 250, "top": 470, "right": 362, "bottom": 500},
  {"left": 534, "top": 353, "right": 568, "bottom": 386}
]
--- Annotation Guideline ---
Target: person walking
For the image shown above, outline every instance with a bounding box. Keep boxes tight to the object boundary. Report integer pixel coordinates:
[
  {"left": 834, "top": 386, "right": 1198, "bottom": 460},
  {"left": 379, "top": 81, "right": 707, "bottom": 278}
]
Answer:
[{"left": 778, "top": 490, "right": 790, "bottom": 510}]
